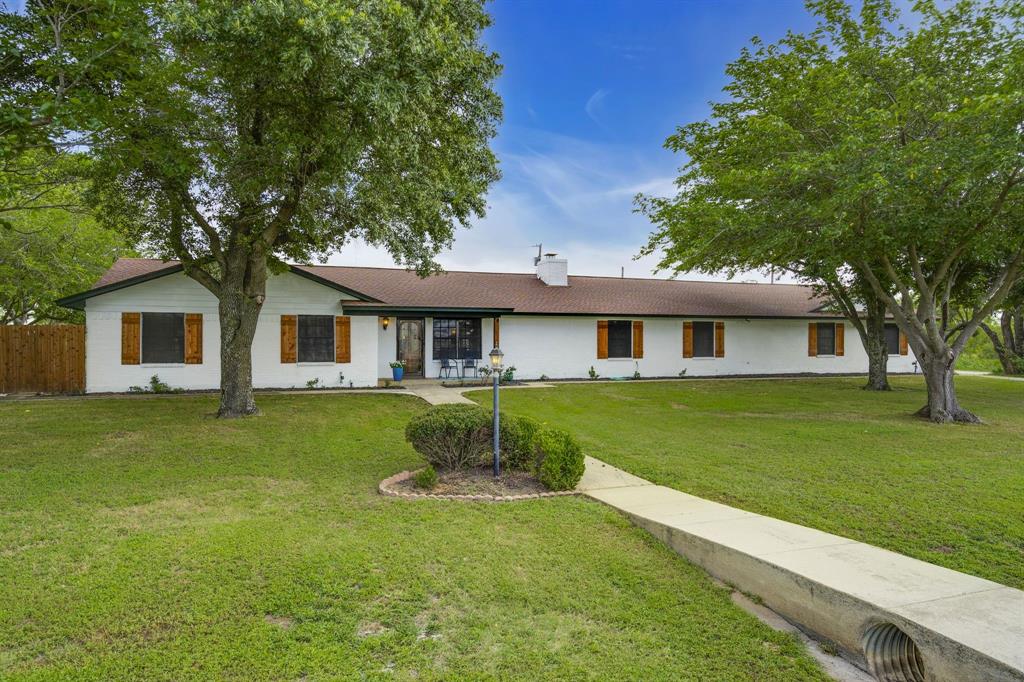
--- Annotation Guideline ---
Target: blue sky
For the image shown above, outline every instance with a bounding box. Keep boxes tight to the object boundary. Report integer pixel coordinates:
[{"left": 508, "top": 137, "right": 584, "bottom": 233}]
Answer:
[
  {"left": 336, "top": 0, "right": 819, "bottom": 278},
  {"left": 4, "top": 0, "right": 822, "bottom": 279}
]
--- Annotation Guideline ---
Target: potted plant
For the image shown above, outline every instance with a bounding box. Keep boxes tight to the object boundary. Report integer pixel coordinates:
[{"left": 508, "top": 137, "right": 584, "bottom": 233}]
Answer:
[{"left": 390, "top": 360, "right": 405, "bottom": 381}]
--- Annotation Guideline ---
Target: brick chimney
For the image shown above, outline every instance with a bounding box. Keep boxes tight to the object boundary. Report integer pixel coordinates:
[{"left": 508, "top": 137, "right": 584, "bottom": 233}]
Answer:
[{"left": 536, "top": 252, "right": 568, "bottom": 286}]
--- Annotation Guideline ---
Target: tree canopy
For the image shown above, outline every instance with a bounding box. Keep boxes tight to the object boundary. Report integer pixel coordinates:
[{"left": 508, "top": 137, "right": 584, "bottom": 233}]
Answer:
[
  {"left": 1, "top": 0, "right": 148, "bottom": 225},
  {"left": 639, "top": 0, "right": 1024, "bottom": 422},
  {"left": 79, "top": 0, "right": 502, "bottom": 416},
  {"left": 0, "top": 198, "right": 131, "bottom": 324}
]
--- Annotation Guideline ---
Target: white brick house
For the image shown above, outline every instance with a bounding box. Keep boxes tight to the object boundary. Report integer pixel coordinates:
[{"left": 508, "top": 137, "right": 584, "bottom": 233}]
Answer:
[{"left": 58, "top": 255, "right": 917, "bottom": 393}]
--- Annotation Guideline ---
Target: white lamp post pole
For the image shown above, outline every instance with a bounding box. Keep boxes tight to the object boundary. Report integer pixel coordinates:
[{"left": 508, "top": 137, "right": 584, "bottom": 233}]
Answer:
[{"left": 488, "top": 347, "right": 504, "bottom": 478}]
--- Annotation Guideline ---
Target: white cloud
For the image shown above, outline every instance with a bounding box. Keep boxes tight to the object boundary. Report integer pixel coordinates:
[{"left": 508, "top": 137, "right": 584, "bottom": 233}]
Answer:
[
  {"left": 325, "top": 126, "right": 791, "bottom": 284},
  {"left": 584, "top": 88, "right": 611, "bottom": 126}
]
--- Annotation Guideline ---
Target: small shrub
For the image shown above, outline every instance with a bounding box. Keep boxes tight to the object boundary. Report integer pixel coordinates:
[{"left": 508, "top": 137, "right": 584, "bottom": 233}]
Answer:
[
  {"left": 496, "top": 413, "right": 542, "bottom": 470},
  {"left": 405, "top": 404, "right": 491, "bottom": 470},
  {"left": 500, "top": 365, "right": 517, "bottom": 383},
  {"left": 534, "top": 427, "right": 585, "bottom": 491},
  {"left": 130, "top": 375, "right": 181, "bottom": 394},
  {"left": 306, "top": 378, "right": 321, "bottom": 389},
  {"left": 539, "top": 374, "right": 549, "bottom": 381},
  {"left": 413, "top": 465, "right": 439, "bottom": 489},
  {"left": 678, "top": 368, "right": 687, "bottom": 378},
  {"left": 588, "top": 365, "right": 599, "bottom": 380}
]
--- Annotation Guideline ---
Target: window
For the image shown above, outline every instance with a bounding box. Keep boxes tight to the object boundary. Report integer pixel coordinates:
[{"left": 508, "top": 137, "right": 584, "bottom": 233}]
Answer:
[
  {"left": 433, "top": 319, "right": 482, "bottom": 360},
  {"left": 885, "top": 324, "right": 900, "bottom": 355},
  {"left": 607, "top": 320, "right": 632, "bottom": 358},
  {"left": 692, "top": 321, "right": 715, "bottom": 357},
  {"left": 298, "top": 315, "right": 334, "bottom": 362},
  {"left": 141, "top": 312, "right": 185, "bottom": 363},
  {"left": 816, "top": 322, "right": 836, "bottom": 356}
]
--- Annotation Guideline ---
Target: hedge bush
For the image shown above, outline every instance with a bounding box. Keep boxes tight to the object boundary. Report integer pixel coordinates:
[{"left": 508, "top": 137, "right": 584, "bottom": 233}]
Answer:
[
  {"left": 404, "top": 406, "right": 585, "bottom": 490},
  {"left": 405, "top": 404, "right": 491, "bottom": 470},
  {"left": 534, "top": 427, "right": 585, "bottom": 491},
  {"left": 493, "top": 413, "right": 542, "bottom": 470}
]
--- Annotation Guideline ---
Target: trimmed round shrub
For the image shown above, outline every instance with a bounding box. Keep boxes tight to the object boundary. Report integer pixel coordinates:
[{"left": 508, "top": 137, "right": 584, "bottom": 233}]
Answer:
[
  {"left": 534, "top": 427, "right": 585, "bottom": 491},
  {"left": 492, "top": 413, "right": 542, "bottom": 470},
  {"left": 405, "top": 404, "right": 491, "bottom": 470}
]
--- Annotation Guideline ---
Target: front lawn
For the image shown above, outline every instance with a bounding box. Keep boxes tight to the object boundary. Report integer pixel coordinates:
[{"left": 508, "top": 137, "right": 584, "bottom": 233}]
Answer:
[
  {"left": 0, "top": 394, "right": 824, "bottom": 680},
  {"left": 470, "top": 375, "right": 1024, "bottom": 589}
]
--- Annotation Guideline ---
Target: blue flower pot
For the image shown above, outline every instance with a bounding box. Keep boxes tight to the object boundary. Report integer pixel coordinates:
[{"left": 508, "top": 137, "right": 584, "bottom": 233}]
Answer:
[{"left": 392, "top": 367, "right": 404, "bottom": 381}]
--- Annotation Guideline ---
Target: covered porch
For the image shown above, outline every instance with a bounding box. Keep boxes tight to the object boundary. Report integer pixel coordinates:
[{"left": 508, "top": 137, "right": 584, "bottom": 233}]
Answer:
[{"left": 342, "top": 304, "right": 508, "bottom": 382}]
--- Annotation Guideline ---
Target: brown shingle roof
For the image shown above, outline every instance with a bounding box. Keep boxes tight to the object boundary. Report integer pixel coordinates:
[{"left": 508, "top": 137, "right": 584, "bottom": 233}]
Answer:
[
  {"left": 93, "top": 257, "right": 182, "bottom": 288},
  {"left": 80, "top": 258, "right": 837, "bottom": 318}
]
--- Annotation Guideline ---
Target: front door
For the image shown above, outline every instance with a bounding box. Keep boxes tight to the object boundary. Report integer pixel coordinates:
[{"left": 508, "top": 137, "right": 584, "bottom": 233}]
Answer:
[{"left": 397, "top": 318, "right": 425, "bottom": 377}]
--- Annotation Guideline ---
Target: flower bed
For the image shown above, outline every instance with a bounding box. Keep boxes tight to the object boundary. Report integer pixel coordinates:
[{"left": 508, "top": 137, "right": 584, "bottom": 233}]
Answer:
[{"left": 379, "top": 468, "right": 578, "bottom": 502}]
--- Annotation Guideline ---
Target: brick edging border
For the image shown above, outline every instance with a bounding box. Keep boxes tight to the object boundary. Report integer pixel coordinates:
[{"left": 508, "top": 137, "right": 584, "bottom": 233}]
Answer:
[{"left": 379, "top": 469, "right": 578, "bottom": 502}]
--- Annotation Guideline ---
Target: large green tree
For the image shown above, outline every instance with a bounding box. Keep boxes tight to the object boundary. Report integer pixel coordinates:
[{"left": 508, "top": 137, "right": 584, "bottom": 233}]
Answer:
[
  {"left": 1, "top": 1, "right": 147, "bottom": 225},
  {"left": 84, "top": 0, "right": 501, "bottom": 416},
  {"left": 0, "top": 200, "right": 130, "bottom": 324},
  {"left": 640, "top": 0, "right": 1024, "bottom": 422}
]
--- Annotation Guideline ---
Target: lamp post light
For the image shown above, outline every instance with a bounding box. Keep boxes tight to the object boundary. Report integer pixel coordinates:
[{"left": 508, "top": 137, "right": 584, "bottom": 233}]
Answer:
[{"left": 488, "top": 347, "right": 504, "bottom": 478}]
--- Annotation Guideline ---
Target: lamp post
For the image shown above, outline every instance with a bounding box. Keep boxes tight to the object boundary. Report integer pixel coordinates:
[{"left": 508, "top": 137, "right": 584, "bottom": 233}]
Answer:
[{"left": 488, "top": 347, "right": 504, "bottom": 478}]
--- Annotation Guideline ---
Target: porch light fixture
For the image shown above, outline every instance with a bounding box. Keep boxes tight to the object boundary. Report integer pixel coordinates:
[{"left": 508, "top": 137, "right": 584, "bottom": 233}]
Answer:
[
  {"left": 488, "top": 347, "right": 504, "bottom": 478},
  {"left": 381, "top": 316, "right": 390, "bottom": 330}
]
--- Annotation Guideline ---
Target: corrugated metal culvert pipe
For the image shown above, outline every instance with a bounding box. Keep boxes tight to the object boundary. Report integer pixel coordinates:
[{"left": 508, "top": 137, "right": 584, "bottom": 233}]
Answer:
[{"left": 862, "top": 622, "right": 926, "bottom": 682}]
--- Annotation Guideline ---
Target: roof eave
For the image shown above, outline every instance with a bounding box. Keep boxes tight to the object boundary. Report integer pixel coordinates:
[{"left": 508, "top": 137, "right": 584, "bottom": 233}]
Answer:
[
  {"left": 55, "top": 263, "right": 185, "bottom": 310},
  {"left": 288, "top": 265, "right": 379, "bottom": 302},
  {"left": 343, "top": 304, "right": 514, "bottom": 316},
  {"left": 56, "top": 262, "right": 381, "bottom": 310}
]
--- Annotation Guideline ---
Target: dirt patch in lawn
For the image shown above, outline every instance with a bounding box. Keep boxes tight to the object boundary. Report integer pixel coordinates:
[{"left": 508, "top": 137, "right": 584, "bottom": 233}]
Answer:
[
  {"left": 395, "top": 467, "right": 547, "bottom": 496},
  {"left": 380, "top": 467, "right": 576, "bottom": 501}
]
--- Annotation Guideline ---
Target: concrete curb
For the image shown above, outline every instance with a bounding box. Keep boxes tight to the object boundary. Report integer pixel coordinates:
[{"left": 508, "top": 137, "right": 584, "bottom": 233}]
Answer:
[{"left": 577, "top": 457, "right": 1024, "bottom": 682}]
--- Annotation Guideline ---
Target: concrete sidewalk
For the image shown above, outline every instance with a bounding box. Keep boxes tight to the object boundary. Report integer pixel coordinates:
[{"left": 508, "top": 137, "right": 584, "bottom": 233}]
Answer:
[
  {"left": 405, "top": 381, "right": 556, "bottom": 406},
  {"left": 577, "top": 457, "right": 1024, "bottom": 682}
]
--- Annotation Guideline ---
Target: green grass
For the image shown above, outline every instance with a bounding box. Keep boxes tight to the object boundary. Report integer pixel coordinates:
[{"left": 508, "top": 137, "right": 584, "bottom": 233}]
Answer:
[
  {"left": 469, "top": 375, "right": 1024, "bottom": 590},
  {"left": 0, "top": 394, "right": 825, "bottom": 681}
]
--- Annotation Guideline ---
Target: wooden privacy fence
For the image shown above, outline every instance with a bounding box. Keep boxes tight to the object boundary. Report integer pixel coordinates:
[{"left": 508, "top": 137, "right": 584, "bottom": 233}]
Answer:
[{"left": 0, "top": 325, "right": 85, "bottom": 394}]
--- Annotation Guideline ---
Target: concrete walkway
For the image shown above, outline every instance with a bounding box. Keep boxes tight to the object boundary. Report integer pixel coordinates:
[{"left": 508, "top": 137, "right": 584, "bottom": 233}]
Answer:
[
  {"left": 404, "top": 383, "right": 475, "bottom": 405},
  {"left": 404, "top": 381, "right": 557, "bottom": 406},
  {"left": 956, "top": 370, "right": 1024, "bottom": 382},
  {"left": 577, "top": 457, "right": 1024, "bottom": 682}
]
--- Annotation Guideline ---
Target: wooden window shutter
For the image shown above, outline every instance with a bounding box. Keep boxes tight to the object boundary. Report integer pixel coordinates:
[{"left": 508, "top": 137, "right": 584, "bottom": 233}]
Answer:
[
  {"left": 335, "top": 316, "right": 351, "bottom": 363},
  {"left": 185, "top": 313, "right": 203, "bottom": 364},
  {"left": 493, "top": 318, "right": 500, "bottom": 348},
  {"left": 683, "top": 321, "right": 693, "bottom": 358},
  {"left": 808, "top": 322, "right": 817, "bottom": 357},
  {"left": 121, "top": 312, "right": 141, "bottom": 365},
  {"left": 632, "top": 321, "right": 644, "bottom": 359},
  {"left": 596, "top": 320, "right": 609, "bottom": 359},
  {"left": 280, "top": 315, "right": 297, "bottom": 363},
  {"left": 835, "top": 323, "right": 845, "bottom": 356},
  {"left": 899, "top": 330, "right": 909, "bottom": 356},
  {"left": 714, "top": 321, "right": 725, "bottom": 358}
]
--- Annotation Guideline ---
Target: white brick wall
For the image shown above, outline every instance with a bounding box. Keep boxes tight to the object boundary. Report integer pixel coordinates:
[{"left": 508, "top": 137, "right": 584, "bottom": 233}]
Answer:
[{"left": 84, "top": 271, "right": 378, "bottom": 392}]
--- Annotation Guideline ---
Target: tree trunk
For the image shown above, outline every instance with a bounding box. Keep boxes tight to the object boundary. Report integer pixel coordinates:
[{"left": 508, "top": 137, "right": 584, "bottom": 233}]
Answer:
[
  {"left": 216, "top": 252, "right": 268, "bottom": 418},
  {"left": 862, "top": 295, "right": 890, "bottom": 391},
  {"left": 916, "top": 350, "right": 980, "bottom": 424}
]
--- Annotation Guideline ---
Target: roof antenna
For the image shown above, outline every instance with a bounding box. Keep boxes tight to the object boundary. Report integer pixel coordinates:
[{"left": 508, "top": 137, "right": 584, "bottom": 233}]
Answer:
[{"left": 531, "top": 244, "right": 542, "bottom": 266}]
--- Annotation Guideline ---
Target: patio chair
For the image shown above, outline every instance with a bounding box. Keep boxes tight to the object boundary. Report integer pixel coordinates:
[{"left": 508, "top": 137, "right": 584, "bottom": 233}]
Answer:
[
  {"left": 462, "top": 358, "right": 479, "bottom": 378},
  {"left": 439, "top": 358, "right": 457, "bottom": 379}
]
